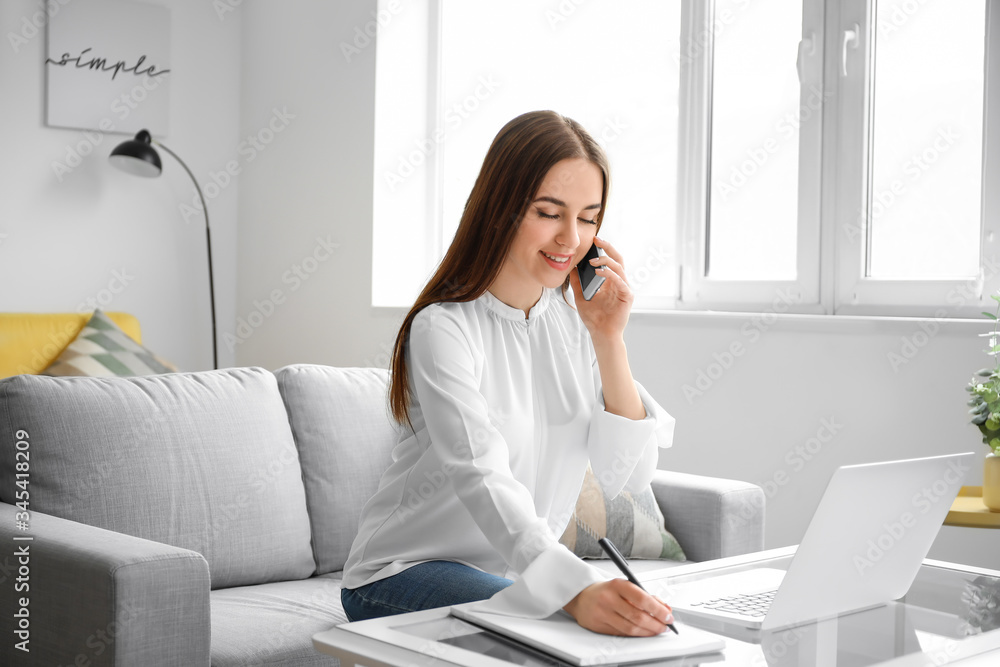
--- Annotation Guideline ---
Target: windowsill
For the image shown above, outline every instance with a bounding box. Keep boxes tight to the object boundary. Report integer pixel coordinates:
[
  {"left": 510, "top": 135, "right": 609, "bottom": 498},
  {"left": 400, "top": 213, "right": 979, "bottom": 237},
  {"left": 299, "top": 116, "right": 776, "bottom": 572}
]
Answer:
[
  {"left": 373, "top": 303, "right": 988, "bottom": 335},
  {"left": 630, "top": 307, "right": 986, "bottom": 335}
]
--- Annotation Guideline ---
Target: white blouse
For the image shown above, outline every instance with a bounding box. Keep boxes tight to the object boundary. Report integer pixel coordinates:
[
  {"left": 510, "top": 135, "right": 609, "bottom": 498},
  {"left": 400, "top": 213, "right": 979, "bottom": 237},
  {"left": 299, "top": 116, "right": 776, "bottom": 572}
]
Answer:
[{"left": 341, "top": 287, "right": 676, "bottom": 618}]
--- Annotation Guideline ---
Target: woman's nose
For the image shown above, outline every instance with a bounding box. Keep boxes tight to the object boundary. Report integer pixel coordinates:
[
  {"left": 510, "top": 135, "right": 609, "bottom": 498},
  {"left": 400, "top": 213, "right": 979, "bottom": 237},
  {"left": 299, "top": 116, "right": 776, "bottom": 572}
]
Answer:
[{"left": 556, "top": 220, "right": 580, "bottom": 249}]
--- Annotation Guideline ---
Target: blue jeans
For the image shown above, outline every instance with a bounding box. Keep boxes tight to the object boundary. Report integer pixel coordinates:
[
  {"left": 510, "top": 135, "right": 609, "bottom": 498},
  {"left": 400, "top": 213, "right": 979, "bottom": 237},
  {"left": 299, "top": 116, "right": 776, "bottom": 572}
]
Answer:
[{"left": 341, "top": 560, "right": 514, "bottom": 622}]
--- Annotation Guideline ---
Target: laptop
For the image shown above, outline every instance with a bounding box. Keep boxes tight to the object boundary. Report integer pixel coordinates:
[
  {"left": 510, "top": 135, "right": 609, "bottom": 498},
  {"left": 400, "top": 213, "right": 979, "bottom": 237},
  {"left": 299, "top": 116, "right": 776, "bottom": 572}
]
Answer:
[{"left": 657, "top": 452, "right": 973, "bottom": 632}]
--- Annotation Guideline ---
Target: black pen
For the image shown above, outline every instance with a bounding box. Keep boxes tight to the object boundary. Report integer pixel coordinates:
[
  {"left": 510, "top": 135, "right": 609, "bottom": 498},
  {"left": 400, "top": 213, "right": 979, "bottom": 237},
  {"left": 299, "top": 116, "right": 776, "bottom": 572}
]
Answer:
[{"left": 598, "top": 537, "right": 679, "bottom": 635}]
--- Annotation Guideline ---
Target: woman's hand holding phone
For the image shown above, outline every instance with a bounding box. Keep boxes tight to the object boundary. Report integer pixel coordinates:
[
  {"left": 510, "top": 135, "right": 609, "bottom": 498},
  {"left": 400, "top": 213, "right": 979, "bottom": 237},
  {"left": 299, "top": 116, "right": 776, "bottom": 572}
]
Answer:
[{"left": 570, "top": 236, "right": 634, "bottom": 345}]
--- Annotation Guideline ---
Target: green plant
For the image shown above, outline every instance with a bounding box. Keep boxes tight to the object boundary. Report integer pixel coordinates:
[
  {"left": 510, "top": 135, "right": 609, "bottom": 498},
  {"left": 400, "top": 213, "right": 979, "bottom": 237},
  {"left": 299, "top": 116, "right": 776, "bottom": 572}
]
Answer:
[
  {"left": 968, "top": 293, "right": 1000, "bottom": 455},
  {"left": 961, "top": 575, "right": 1000, "bottom": 635}
]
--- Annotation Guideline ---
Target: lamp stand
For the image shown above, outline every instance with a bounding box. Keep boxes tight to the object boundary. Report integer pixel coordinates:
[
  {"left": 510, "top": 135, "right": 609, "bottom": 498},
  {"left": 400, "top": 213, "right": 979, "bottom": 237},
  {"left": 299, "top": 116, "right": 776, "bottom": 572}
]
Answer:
[{"left": 155, "top": 142, "right": 218, "bottom": 370}]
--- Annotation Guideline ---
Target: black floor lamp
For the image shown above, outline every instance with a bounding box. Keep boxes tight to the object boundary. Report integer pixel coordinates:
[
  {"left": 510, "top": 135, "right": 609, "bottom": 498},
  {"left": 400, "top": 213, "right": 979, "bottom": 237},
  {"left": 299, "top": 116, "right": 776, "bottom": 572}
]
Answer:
[{"left": 109, "top": 130, "right": 218, "bottom": 370}]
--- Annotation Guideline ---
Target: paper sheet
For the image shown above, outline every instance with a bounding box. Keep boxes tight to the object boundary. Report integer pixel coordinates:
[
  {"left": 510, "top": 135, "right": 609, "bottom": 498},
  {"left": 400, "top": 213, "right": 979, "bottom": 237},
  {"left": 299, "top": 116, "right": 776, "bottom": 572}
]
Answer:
[{"left": 450, "top": 604, "right": 725, "bottom": 666}]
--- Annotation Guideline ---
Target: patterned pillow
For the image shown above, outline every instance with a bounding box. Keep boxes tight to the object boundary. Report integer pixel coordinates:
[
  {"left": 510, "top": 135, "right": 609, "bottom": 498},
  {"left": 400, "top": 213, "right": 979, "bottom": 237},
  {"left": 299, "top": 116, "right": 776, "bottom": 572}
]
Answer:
[
  {"left": 559, "top": 465, "right": 686, "bottom": 561},
  {"left": 42, "top": 309, "right": 179, "bottom": 376}
]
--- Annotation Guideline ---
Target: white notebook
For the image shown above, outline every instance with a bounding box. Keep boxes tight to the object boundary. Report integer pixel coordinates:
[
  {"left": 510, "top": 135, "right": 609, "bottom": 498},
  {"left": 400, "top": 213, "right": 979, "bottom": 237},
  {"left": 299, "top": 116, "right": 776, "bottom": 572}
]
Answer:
[{"left": 450, "top": 605, "right": 725, "bottom": 666}]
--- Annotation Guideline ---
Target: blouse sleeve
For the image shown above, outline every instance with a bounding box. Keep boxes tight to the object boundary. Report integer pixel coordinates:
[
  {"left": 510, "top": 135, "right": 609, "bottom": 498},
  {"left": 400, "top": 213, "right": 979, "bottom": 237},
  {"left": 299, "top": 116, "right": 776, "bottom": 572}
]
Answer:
[
  {"left": 408, "top": 308, "right": 610, "bottom": 617},
  {"left": 586, "top": 342, "right": 676, "bottom": 499}
]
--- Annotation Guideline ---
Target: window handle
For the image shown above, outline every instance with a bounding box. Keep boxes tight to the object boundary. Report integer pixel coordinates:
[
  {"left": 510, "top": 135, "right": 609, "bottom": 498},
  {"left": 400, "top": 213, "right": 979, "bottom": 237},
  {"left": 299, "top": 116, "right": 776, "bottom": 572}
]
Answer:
[
  {"left": 796, "top": 32, "right": 816, "bottom": 84},
  {"left": 841, "top": 23, "right": 859, "bottom": 77}
]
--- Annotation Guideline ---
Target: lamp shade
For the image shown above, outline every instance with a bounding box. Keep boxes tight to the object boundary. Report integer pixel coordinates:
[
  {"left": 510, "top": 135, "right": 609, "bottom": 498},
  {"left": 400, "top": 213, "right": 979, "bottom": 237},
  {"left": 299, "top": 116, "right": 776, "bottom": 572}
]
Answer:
[{"left": 109, "top": 129, "right": 163, "bottom": 178}]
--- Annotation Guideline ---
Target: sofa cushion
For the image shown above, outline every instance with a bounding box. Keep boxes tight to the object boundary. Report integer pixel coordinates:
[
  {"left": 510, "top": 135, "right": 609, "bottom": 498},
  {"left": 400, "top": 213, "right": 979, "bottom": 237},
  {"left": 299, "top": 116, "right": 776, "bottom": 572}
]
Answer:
[
  {"left": 0, "top": 367, "right": 316, "bottom": 589},
  {"left": 275, "top": 365, "right": 401, "bottom": 574},
  {"left": 560, "top": 464, "right": 686, "bottom": 561},
  {"left": 210, "top": 573, "right": 345, "bottom": 667},
  {"left": 41, "top": 308, "right": 178, "bottom": 376}
]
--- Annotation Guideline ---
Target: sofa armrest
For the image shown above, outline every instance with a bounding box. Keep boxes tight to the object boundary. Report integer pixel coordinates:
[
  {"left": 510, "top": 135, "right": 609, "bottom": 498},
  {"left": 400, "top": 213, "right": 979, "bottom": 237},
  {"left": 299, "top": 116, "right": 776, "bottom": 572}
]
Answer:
[
  {"left": 650, "top": 470, "right": 765, "bottom": 562},
  {"left": 0, "top": 503, "right": 211, "bottom": 667}
]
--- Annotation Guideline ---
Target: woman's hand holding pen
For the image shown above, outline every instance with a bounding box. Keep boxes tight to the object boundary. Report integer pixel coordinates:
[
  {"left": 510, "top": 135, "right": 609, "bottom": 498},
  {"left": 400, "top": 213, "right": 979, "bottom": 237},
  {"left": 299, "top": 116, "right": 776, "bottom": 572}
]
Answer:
[
  {"left": 562, "top": 579, "right": 675, "bottom": 637},
  {"left": 569, "top": 236, "right": 633, "bottom": 345}
]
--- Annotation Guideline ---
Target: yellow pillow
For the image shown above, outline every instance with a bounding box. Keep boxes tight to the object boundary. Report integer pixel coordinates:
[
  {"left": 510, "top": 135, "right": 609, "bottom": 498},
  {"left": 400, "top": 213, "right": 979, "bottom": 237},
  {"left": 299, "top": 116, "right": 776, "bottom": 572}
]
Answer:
[{"left": 0, "top": 311, "right": 142, "bottom": 377}]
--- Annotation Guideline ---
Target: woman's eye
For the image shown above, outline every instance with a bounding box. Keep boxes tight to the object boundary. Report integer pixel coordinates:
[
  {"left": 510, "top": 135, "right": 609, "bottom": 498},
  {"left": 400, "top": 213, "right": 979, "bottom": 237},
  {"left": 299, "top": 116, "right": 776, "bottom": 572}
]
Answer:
[
  {"left": 536, "top": 209, "right": 558, "bottom": 219},
  {"left": 579, "top": 218, "right": 597, "bottom": 225}
]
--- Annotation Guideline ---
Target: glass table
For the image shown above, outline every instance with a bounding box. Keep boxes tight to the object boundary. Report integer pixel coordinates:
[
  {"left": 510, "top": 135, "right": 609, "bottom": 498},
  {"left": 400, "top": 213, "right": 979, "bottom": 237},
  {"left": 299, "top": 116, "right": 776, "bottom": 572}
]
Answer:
[{"left": 313, "top": 547, "right": 1000, "bottom": 667}]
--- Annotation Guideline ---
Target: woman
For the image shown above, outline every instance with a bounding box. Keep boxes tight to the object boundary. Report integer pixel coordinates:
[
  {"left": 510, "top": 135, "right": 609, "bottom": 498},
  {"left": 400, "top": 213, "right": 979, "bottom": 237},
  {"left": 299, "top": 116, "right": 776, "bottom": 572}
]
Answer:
[{"left": 341, "top": 110, "right": 676, "bottom": 636}]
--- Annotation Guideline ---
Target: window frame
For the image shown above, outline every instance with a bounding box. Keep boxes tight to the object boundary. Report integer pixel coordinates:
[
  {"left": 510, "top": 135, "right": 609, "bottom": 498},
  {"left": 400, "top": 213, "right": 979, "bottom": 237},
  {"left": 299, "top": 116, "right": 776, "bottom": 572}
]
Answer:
[
  {"left": 830, "top": 0, "right": 1000, "bottom": 318},
  {"left": 677, "top": 0, "right": 825, "bottom": 314},
  {"left": 373, "top": 0, "right": 1000, "bottom": 319}
]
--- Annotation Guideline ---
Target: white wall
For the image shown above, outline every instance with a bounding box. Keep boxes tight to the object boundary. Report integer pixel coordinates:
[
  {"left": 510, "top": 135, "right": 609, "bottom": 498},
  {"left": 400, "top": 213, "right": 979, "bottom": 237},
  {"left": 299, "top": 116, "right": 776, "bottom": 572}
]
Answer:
[
  {"left": 628, "top": 312, "right": 998, "bottom": 569},
  {"left": 236, "top": 0, "right": 402, "bottom": 372},
  {"left": 0, "top": 0, "right": 241, "bottom": 371}
]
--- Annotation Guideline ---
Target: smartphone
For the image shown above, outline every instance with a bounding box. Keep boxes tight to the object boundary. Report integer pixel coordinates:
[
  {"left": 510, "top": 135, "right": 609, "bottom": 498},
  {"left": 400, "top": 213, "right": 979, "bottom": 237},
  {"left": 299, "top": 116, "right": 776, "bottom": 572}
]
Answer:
[{"left": 577, "top": 243, "right": 606, "bottom": 301}]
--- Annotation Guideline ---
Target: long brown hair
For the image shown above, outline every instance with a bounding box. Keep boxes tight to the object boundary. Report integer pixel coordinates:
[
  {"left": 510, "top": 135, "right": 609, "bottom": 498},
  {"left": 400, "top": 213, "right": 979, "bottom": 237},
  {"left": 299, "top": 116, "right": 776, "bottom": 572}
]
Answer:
[{"left": 388, "top": 110, "right": 611, "bottom": 426}]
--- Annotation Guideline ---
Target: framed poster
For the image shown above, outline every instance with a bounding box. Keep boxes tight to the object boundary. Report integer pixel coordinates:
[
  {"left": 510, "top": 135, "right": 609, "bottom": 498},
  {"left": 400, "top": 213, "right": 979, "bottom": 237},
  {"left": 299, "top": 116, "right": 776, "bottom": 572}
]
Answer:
[{"left": 45, "top": 0, "right": 171, "bottom": 136}]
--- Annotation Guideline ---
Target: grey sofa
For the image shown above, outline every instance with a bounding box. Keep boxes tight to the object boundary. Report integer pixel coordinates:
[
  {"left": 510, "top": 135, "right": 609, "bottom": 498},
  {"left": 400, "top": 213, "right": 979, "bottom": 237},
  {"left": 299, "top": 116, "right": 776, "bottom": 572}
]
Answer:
[{"left": 0, "top": 365, "right": 764, "bottom": 666}]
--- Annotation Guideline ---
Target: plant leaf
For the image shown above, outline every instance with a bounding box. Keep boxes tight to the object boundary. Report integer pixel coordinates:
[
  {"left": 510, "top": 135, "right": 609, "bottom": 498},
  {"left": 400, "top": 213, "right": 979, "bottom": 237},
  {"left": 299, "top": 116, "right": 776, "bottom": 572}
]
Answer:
[{"left": 984, "top": 312, "right": 998, "bottom": 320}]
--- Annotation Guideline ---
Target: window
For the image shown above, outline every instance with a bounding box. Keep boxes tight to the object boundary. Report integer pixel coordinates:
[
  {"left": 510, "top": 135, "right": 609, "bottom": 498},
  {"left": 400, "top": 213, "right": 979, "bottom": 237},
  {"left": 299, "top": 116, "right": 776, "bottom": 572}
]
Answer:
[
  {"left": 833, "top": 0, "right": 997, "bottom": 317},
  {"left": 372, "top": 0, "right": 1000, "bottom": 318},
  {"left": 866, "top": 0, "right": 984, "bottom": 281},
  {"left": 677, "top": 0, "right": 823, "bottom": 310},
  {"left": 372, "top": 0, "right": 683, "bottom": 308}
]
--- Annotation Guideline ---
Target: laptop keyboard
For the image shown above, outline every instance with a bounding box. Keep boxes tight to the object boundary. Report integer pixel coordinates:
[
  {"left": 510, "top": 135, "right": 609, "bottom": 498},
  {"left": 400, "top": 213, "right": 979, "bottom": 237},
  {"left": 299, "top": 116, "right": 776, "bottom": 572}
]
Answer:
[{"left": 689, "top": 589, "right": 777, "bottom": 618}]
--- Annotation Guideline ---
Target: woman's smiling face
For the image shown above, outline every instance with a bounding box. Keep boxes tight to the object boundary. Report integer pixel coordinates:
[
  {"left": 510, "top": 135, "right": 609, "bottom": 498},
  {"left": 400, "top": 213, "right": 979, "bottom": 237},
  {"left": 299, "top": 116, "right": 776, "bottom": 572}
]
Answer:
[{"left": 493, "top": 158, "right": 603, "bottom": 307}]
